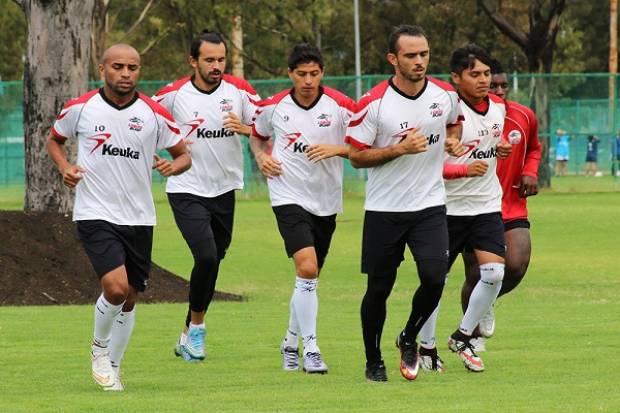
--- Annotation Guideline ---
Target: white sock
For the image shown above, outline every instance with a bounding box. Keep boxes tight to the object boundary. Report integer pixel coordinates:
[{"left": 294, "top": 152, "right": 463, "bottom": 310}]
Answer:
[
  {"left": 179, "top": 331, "right": 187, "bottom": 345},
  {"left": 109, "top": 308, "right": 136, "bottom": 368},
  {"left": 93, "top": 294, "right": 124, "bottom": 350},
  {"left": 189, "top": 322, "right": 205, "bottom": 330},
  {"left": 292, "top": 277, "right": 319, "bottom": 355},
  {"left": 419, "top": 304, "right": 440, "bottom": 349},
  {"left": 460, "top": 263, "right": 504, "bottom": 335},
  {"left": 283, "top": 292, "right": 299, "bottom": 348}
]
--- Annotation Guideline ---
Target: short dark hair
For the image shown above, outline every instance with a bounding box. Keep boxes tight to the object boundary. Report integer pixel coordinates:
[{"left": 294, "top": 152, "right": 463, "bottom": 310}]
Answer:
[
  {"left": 288, "top": 43, "right": 324, "bottom": 71},
  {"left": 450, "top": 44, "right": 493, "bottom": 74},
  {"left": 190, "top": 30, "right": 227, "bottom": 59},
  {"left": 388, "top": 25, "right": 427, "bottom": 54},
  {"left": 490, "top": 59, "right": 505, "bottom": 75}
]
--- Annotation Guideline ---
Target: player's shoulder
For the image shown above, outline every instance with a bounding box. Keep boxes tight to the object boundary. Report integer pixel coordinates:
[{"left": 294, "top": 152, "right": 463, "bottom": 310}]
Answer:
[
  {"left": 322, "top": 86, "right": 356, "bottom": 111},
  {"left": 427, "top": 76, "right": 456, "bottom": 92},
  {"left": 506, "top": 99, "right": 535, "bottom": 118},
  {"left": 153, "top": 76, "right": 192, "bottom": 97},
  {"left": 257, "top": 88, "right": 291, "bottom": 108},
  {"left": 356, "top": 80, "right": 390, "bottom": 111},
  {"left": 61, "top": 88, "right": 100, "bottom": 110},
  {"left": 488, "top": 93, "right": 505, "bottom": 105},
  {"left": 222, "top": 74, "right": 257, "bottom": 95},
  {"left": 138, "top": 93, "right": 175, "bottom": 122}
]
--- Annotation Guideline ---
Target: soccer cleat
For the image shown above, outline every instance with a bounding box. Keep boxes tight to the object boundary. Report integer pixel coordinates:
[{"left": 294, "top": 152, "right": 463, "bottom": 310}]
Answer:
[
  {"left": 104, "top": 367, "right": 124, "bottom": 392},
  {"left": 448, "top": 334, "right": 485, "bottom": 372},
  {"left": 419, "top": 346, "right": 445, "bottom": 373},
  {"left": 365, "top": 360, "right": 388, "bottom": 382},
  {"left": 280, "top": 343, "right": 300, "bottom": 371},
  {"left": 183, "top": 325, "right": 206, "bottom": 361},
  {"left": 302, "top": 352, "right": 328, "bottom": 374},
  {"left": 395, "top": 335, "right": 420, "bottom": 381},
  {"left": 479, "top": 306, "right": 496, "bottom": 338},
  {"left": 470, "top": 336, "right": 487, "bottom": 353},
  {"left": 91, "top": 347, "right": 115, "bottom": 388}
]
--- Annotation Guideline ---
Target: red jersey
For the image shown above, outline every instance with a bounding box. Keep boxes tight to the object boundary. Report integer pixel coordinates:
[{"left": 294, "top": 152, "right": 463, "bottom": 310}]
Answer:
[{"left": 497, "top": 100, "right": 541, "bottom": 222}]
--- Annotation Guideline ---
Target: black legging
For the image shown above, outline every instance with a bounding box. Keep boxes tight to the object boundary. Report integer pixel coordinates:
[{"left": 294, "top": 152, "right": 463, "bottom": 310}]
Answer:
[{"left": 184, "top": 238, "right": 221, "bottom": 327}]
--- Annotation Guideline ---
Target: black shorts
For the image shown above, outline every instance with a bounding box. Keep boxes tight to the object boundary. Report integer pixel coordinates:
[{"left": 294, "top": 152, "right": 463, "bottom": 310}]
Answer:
[
  {"left": 272, "top": 204, "right": 336, "bottom": 269},
  {"left": 447, "top": 212, "right": 506, "bottom": 266},
  {"left": 167, "top": 191, "right": 235, "bottom": 260},
  {"left": 504, "top": 218, "right": 530, "bottom": 232},
  {"left": 76, "top": 220, "right": 153, "bottom": 292},
  {"left": 585, "top": 154, "right": 597, "bottom": 162},
  {"left": 361, "top": 205, "right": 449, "bottom": 275}
]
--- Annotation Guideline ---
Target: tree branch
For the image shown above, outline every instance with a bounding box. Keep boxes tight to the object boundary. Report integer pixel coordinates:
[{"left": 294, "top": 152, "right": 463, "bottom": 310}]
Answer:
[
  {"left": 478, "top": 0, "right": 528, "bottom": 49},
  {"left": 120, "top": 0, "right": 155, "bottom": 41},
  {"left": 12, "top": 0, "right": 24, "bottom": 10}
]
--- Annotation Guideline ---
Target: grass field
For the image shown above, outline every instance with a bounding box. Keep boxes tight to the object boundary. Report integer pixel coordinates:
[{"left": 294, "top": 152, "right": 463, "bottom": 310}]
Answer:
[{"left": 1, "top": 179, "right": 619, "bottom": 412}]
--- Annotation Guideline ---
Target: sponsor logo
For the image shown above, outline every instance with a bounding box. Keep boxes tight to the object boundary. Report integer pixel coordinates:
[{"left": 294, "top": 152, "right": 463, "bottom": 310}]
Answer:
[
  {"left": 317, "top": 113, "right": 332, "bottom": 127},
  {"left": 458, "top": 138, "right": 499, "bottom": 159},
  {"left": 183, "top": 118, "right": 205, "bottom": 138},
  {"left": 87, "top": 133, "right": 112, "bottom": 154},
  {"left": 491, "top": 123, "right": 502, "bottom": 138},
  {"left": 283, "top": 132, "right": 307, "bottom": 153},
  {"left": 196, "top": 128, "right": 235, "bottom": 139},
  {"left": 392, "top": 128, "right": 440, "bottom": 145},
  {"left": 429, "top": 102, "right": 443, "bottom": 117},
  {"left": 220, "top": 98, "right": 233, "bottom": 112},
  {"left": 508, "top": 129, "right": 522, "bottom": 144},
  {"left": 128, "top": 116, "right": 144, "bottom": 131},
  {"left": 102, "top": 144, "right": 140, "bottom": 159}
]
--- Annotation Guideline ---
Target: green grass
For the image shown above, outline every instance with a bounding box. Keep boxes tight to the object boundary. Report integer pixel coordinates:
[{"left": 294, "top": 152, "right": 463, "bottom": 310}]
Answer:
[{"left": 1, "top": 183, "right": 620, "bottom": 412}]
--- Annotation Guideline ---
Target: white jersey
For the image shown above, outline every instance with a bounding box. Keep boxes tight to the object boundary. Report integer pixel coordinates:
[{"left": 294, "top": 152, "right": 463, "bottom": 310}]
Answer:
[
  {"left": 153, "top": 75, "right": 259, "bottom": 197},
  {"left": 252, "top": 86, "right": 355, "bottom": 216},
  {"left": 51, "top": 89, "right": 182, "bottom": 225},
  {"left": 444, "top": 94, "right": 506, "bottom": 216},
  {"left": 346, "top": 77, "right": 463, "bottom": 212}
]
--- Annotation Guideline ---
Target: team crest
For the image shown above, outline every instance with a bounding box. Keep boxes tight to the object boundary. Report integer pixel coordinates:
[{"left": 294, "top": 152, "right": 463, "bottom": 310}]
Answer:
[
  {"left": 317, "top": 113, "right": 332, "bottom": 127},
  {"left": 429, "top": 102, "right": 443, "bottom": 118},
  {"left": 128, "top": 117, "right": 144, "bottom": 131},
  {"left": 508, "top": 130, "right": 522, "bottom": 144},
  {"left": 491, "top": 123, "right": 502, "bottom": 138},
  {"left": 220, "top": 99, "right": 233, "bottom": 112}
]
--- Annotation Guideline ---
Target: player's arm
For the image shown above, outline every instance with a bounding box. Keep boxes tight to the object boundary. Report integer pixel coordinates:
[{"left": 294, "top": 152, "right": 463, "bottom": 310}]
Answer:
[
  {"left": 348, "top": 128, "right": 428, "bottom": 168},
  {"left": 155, "top": 141, "right": 191, "bottom": 177},
  {"left": 520, "top": 110, "right": 541, "bottom": 197},
  {"left": 223, "top": 111, "right": 252, "bottom": 136},
  {"left": 46, "top": 134, "right": 85, "bottom": 188},
  {"left": 443, "top": 160, "right": 488, "bottom": 179},
  {"left": 250, "top": 135, "right": 281, "bottom": 178},
  {"left": 445, "top": 123, "right": 465, "bottom": 156},
  {"left": 307, "top": 144, "right": 349, "bottom": 162}
]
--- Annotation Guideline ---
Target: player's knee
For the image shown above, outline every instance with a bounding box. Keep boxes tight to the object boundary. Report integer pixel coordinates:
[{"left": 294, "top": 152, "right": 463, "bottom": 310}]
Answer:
[
  {"left": 192, "top": 242, "right": 218, "bottom": 269},
  {"left": 297, "top": 260, "right": 319, "bottom": 278},
  {"left": 104, "top": 284, "right": 129, "bottom": 304},
  {"left": 480, "top": 262, "right": 505, "bottom": 285},
  {"left": 417, "top": 259, "right": 448, "bottom": 291}
]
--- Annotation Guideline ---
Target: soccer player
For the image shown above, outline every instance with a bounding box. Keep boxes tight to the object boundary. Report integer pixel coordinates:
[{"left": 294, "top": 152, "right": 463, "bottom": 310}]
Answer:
[
  {"left": 554, "top": 129, "right": 570, "bottom": 176},
  {"left": 250, "top": 43, "right": 355, "bottom": 374},
  {"left": 584, "top": 135, "right": 600, "bottom": 176},
  {"left": 46, "top": 44, "right": 191, "bottom": 391},
  {"left": 153, "top": 30, "right": 260, "bottom": 362},
  {"left": 346, "top": 25, "right": 465, "bottom": 382},
  {"left": 458, "top": 60, "right": 541, "bottom": 351},
  {"left": 418, "top": 44, "right": 512, "bottom": 373}
]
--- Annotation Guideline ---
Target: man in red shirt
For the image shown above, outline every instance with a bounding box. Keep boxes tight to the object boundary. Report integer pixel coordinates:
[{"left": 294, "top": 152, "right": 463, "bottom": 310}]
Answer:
[{"left": 461, "top": 59, "right": 541, "bottom": 349}]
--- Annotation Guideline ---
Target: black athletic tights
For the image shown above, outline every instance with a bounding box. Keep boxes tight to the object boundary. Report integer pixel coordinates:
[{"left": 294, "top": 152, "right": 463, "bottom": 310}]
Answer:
[
  {"left": 184, "top": 238, "right": 220, "bottom": 327},
  {"left": 361, "top": 259, "right": 447, "bottom": 364}
]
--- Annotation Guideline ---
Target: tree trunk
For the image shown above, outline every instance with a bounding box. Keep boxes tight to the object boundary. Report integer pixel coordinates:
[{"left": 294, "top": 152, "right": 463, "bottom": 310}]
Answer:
[
  {"left": 20, "top": 0, "right": 95, "bottom": 213},
  {"left": 90, "top": 0, "right": 110, "bottom": 79},
  {"left": 531, "top": 75, "right": 551, "bottom": 188},
  {"left": 231, "top": 14, "right": 244, "bottom": 78}
]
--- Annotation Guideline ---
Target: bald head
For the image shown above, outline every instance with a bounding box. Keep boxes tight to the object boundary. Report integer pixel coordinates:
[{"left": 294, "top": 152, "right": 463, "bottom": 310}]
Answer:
[
  {"left": 99, "top": 44, "right": 141, "bottom": 101},
  {"left": 100, "top": 43, "right": 140, "bottom": 65}
]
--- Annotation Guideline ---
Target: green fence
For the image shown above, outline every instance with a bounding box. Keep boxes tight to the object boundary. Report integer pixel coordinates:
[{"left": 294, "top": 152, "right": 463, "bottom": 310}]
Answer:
[{"left": 1, "top": 73, "right": 619, "bottom": 190}]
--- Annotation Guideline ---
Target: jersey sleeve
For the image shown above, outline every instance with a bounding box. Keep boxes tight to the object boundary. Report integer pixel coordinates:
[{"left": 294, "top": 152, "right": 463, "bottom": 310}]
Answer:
[
  {"left": 345, "top": 101, "right": 378, "bottom": 150},
  {"left": 152, "top": 86, "right": 177, "bottom": 113},
  {"left": 251, "top": 102, "right": 275, "bottom": 141},
  {"left": 443, "top": 163, "right": 469, "bottom": 179},
  {"left": 241, "top": 87, "right": 261, "bottom": 126},
  {"left": 156, "top": 113, "right": 182, "bottom": 150},
  {"left": 51, "top": 102, "right": 82, "bottom": 141},
  {"left": 522, "top": 110, "right": 541, "bottom": 178},
  {"left": 446, "top": 91, "right": 464, "bottom": 126}
]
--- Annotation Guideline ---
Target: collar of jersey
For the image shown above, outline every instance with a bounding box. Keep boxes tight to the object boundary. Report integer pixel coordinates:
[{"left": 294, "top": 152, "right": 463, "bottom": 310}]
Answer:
[
  {"left": 388, "top": 77, "right": 427, "bottom": 100},
  {"left": 459, "top": 92, "right": 490, "bottom": 116},
  {"left": 289, "top": 86, "right": 324, "bottom": 111},
  {"left": 190, "top": 76, "right": 222, "bottom": 95},
  {"left": 99, "top": 88, "right": 139, "bottom": 111}
]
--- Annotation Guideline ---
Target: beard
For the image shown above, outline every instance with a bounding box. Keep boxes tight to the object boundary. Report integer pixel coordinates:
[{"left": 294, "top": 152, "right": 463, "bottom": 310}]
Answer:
[
  {"left": 198, "top": 69, "right": 222, "bottom": 85},
  {"left": 107, "top": 80, "right": 136, "bottom": 97}
]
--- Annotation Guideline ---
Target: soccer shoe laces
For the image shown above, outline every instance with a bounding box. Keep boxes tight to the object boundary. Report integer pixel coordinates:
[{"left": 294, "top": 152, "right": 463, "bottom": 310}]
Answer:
[
  {"left": 305, "top": 352, "right": 324, "bottom": 367},
  {"left": 282, "top": 347, "right": 299, "bottom": 369}
]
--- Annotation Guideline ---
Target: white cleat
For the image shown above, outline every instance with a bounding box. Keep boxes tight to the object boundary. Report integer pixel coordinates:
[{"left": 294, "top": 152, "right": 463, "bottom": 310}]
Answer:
[
  {"left": 479, "top": 306, "right": 496, "bottom": 338},
  {"left": 92, "top": 347, "right": 115, "bottom": 388},
  {"left": 104, "top": 367, "right": 124, "bottom": 392},
  {"left": 280, "top": 343, "right": 300, "bottom": 371},
  {"left": 470, "top": 336, "right": 487, "bottom": 353},
  {"left": 302, "top": 352, "right": 328, "bottom": 374}
]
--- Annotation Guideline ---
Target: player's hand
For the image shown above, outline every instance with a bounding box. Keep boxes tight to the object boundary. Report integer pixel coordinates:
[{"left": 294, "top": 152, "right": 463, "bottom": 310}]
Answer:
[
  {"left": 497, "top": 140, "right": 512, "bottom": 159},
  {"left": 445, "top": 136, "right": 465, "bottom": 157},
  {"left": 61, "top": 165, "right": 85, "bottom": 188},
  {"left": 255, "top": 152, "right": 282, "bottom": 178},
  {"left": 223, "top": 112, "right": 251, "bottom": 135},
  {"left": 306, "top": 144, "right": 344, "bottom": 163},
  {"left": 398, "top": 128, "right": 427, "bottom": 154},
  {"left": 153, "top": 154, "right": 175, "bottom": 177},
  {"left": 518, "top": 175, "right": 538, "bottom": 198},
  {"left": 466, "top": 160, "right": 489, "bottom": 177}
]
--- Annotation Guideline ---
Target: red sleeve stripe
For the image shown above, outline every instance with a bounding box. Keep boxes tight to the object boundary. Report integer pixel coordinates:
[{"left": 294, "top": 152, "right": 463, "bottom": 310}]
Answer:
[
  {"left": 50, "top": 126, "right": 68, "bottom": 141},
  {"left": 154, "top": 77, "right": 191, "bottom": 97},
  {"left": 138, "top": 93, "right": 176, "bottom": 122},
  {"left": 256, "top": 89, "right": 290, "bottom": 107},
  {"left": 222, "top": 74, "right": 258, "bottom": 95},
  {"left": 61, "top": 88, "right": 99, "bottom": 110},
  {"left": 355, "top": 80, "right": 389, "bottom": 112},
  {"left": 323, "top": 86, "right": 357, "bottom": 112},
  {"left": 348, "top": 110, "right": 368, "bottom": 128},
  {"left": 251, "top": 124, "right": 270, "bottom": 141},
  {"left": 345, "top": 136, "right": 370, "bottom": 150},
  {"left": 427, "top": 76, "right": 456, "bottom": 91}
]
